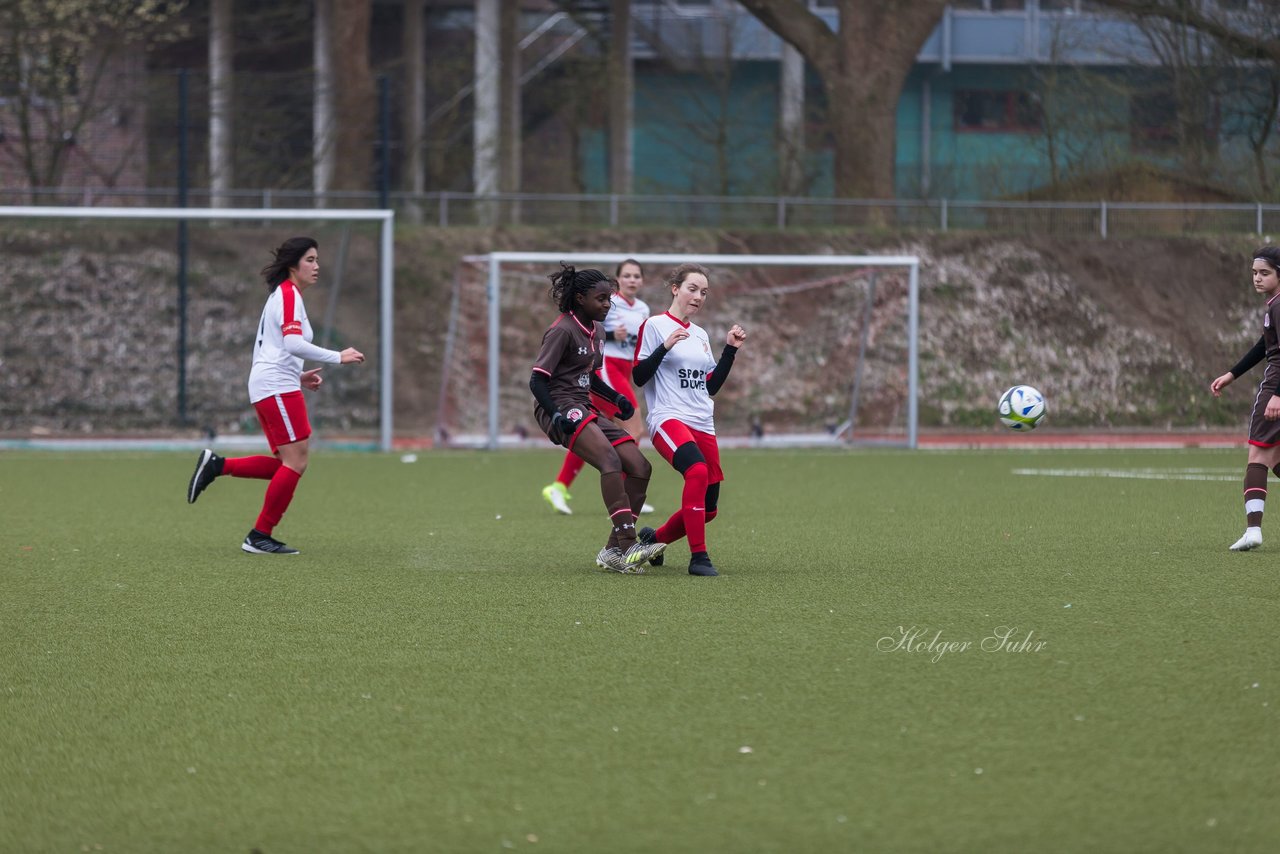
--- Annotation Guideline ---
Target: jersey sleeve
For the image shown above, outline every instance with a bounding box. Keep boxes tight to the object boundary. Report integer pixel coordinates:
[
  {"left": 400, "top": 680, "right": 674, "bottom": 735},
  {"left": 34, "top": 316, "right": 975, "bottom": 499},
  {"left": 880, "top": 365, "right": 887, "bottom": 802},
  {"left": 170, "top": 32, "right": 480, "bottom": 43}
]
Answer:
[
  {"left": 532, "top": 322, "right": 570, "bottom": 376},
  {"left": 635, "top": 318, "right": 660, "bottom": 362},
  {"left": 280, "top": 283, "right": 303, "bottom": 336}
]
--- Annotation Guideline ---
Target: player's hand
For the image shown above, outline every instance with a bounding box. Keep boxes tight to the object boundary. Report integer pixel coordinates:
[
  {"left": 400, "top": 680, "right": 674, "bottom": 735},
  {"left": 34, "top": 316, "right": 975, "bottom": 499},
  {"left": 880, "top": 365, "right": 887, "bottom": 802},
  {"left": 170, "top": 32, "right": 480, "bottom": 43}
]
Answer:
[
  {"left": 614, "top": 396, "right": 636, "bottom": 421},
  {"left": 663, "top": 328, "right": 689, "bottom": 349},
  {"left": 340, "top": 347, "right": 364, "bottom": 364},
  {"left": 301, "top": 368, "right": 324, "bottom": 390},
  {"left": 548, "top": 411, "right": 573, "bottom": 444},
  {"left": 613, "top": 328, "right": 628, "bottom": 343},
  {"left": 726, "top": 324, "right": 747, "bottom": 347},
  {"left": 1266, "top": 395, "right": 1280, "bottom": 421},
  {"left": 1210, "top": 372, "right": 1234, "bottom": 397}
]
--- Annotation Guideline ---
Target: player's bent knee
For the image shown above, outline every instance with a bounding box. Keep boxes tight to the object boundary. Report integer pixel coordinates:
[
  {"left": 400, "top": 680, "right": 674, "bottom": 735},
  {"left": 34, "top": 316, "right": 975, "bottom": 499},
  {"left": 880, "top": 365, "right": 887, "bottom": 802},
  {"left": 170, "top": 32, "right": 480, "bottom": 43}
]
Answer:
[
  {"left": 596, "top": 447, "right": 623, "bottom": 475},
  {"left": 671, "top": 442, "right": 705, "bottom": 475},
  {"left": 628, "top": 451, "right": 652, "bottom": 480}
]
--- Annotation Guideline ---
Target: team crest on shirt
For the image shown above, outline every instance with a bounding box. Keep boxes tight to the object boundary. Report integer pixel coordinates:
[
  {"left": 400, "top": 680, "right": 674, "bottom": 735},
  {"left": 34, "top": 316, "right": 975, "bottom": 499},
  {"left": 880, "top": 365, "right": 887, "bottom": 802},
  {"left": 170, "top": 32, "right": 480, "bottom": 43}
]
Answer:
[
  {"left": 566, "top": 407, "right": 585, "bottom": 422},
  {"left": 577, "top": 373, "right": 590, "bottom": 388}
]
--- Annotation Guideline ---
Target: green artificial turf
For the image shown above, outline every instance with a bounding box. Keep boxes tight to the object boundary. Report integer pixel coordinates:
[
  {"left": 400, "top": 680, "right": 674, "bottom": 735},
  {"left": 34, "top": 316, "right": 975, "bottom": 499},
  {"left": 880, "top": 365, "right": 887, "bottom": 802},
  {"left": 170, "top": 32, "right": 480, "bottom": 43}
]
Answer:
[{"left": 1, "top": 448, "right": 1277, "bottom": 852}]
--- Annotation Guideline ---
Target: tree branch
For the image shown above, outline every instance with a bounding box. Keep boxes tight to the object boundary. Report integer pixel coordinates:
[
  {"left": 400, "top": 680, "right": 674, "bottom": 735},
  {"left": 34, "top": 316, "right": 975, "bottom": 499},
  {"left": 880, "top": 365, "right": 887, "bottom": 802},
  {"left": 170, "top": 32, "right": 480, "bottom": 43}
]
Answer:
[
  {"left": 735, "top": 0, "right": 837, "bottom": 72},
  {"left": 1095, "top": 0, "right": 1280, "bottom": 64}
]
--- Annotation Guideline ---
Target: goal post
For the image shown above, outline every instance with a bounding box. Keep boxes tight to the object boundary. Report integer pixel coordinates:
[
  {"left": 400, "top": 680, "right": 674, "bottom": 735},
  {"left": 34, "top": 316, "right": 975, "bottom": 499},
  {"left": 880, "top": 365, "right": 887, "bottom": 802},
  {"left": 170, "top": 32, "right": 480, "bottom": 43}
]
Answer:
[
  {"left": 0, "top": 206, "right": 395, "bottom": 451},
  {"left": 480, "top": 251, "right": 920, "bottom": 450}
]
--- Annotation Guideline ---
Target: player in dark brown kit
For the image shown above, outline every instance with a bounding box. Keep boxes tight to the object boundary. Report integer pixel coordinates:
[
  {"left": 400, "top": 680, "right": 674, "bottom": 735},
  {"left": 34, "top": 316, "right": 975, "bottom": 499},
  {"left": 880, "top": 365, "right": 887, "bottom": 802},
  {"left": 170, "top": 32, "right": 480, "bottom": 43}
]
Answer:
[
  {"left": 1210, "top": 245, "right": 1280, "bottom": 551},
  {"left": 530, "top": 264, "right": 667, "bottom": 572}
]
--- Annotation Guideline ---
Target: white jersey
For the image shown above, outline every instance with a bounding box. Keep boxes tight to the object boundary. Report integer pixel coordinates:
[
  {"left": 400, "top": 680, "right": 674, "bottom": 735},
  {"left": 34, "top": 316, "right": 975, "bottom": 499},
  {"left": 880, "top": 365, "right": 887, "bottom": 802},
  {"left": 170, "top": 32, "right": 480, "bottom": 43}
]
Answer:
[
  {"left": 602, "top": 293, "right": 650, "bottom": 359},
  {"left": 636, "top": 311, "right": 718, "bottom": 435},
  {"left": 246, "top": 281, "right": 341, "bottom": 404}
]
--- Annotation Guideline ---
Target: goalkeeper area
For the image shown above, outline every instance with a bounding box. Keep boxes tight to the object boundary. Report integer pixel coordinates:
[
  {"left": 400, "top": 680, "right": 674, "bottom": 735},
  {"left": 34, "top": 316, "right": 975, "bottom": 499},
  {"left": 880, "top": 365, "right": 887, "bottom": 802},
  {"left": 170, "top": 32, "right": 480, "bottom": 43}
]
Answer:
[{"left": 434, "top": 251, "right": 920, "bottom": 449}]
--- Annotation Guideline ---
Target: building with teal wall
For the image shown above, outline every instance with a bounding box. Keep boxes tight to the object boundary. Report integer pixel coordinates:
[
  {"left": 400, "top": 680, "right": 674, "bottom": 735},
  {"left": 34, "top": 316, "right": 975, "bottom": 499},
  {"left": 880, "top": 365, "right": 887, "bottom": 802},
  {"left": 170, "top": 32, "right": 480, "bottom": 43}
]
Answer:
[{"left": 579, "top": 1, "right": 1277, "bottom": 201}]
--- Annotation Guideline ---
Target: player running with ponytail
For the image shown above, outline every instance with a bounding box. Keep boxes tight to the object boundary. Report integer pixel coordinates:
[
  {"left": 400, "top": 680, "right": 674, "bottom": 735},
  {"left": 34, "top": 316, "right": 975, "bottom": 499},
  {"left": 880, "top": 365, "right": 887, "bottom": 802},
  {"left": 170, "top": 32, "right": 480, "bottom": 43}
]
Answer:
[
  {"left": 529, "top": 264, "right": 666, "bottom": 573},
  {"left": 541, "top": 258, "right": 654, "bottom": 516},
  {"left": 186, "top": 236, "right": 364, "bottom": 554},
  {"left": 633, "top": 263, "right": 746, "bottom": 577}
]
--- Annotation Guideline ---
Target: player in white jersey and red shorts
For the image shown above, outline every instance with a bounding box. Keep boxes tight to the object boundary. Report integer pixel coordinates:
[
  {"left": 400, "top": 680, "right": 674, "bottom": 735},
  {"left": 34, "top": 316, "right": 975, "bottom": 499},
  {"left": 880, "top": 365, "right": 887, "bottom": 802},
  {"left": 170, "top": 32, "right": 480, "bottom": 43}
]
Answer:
[
  {"left": 185, "top": 237, "right": 364, "bottom": 554},
  {"left": 529, "top": 264, "right": 666, "bottom": 573},
  {"left": 541, "top": 259, "right": 655, "bottom": 516},
  {"left": 632, "top": 263, "right": 747, "bottom": 577}
]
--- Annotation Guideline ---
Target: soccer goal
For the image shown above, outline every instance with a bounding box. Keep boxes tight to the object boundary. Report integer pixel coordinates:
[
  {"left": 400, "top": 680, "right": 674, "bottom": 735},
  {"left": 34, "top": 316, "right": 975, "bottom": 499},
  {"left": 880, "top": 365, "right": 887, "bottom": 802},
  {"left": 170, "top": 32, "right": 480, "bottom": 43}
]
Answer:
[
  {"left": 0, "top": 206, "right": 394, "bottom": 451},
  {"left": 434, "top": 251, "right": 920, "bottom": 449}
]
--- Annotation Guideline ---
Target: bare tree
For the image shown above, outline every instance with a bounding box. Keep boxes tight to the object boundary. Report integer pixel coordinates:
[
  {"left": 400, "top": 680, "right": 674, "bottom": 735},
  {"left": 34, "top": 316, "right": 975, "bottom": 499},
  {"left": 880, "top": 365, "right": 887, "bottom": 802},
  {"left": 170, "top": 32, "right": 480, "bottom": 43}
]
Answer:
[
  {"left": 209, "top": 0, "right": 233, "bottom": 207},
  {"left": 1094, "top": 0, "right": 1280, "bottom": 65},
  {"left": 330, "top": 0, "right": 374, "bottom": 191},
  {"left": 1093, "top": 0, "right": 1280, "bottom": 194},
  {"left": 737, "top": 0, "right": 947, "bottom": 199},
  {"left": 0, "top": 0, "right": 187, "bottom": 198},
  {"left": 608, "top": 0, "right": 633, "bottom": 195}
]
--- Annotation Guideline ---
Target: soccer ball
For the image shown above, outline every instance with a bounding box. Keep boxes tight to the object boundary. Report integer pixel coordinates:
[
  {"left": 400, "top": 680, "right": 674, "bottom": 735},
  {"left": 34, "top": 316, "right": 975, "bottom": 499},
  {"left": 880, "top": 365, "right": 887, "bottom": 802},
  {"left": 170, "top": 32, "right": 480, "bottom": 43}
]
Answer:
[{"left": 998, "top": 385, "right": 1046, "bottom": 430}]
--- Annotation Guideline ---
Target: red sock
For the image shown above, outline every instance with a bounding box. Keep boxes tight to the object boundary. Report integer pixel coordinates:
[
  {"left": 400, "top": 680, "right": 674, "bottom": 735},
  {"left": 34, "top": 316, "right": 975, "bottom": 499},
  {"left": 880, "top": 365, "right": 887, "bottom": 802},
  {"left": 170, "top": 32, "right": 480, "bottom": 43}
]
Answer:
[
  {"left": 223, "top": 455, "right": 282, "bottom": 479},
  {"left": 681, "top": 463, "right": 710, "bottom": 553},
  {"left": 656, "top": 509, "right": 684, "bottom": 544},
  {"left": 557, "top": 452, "right": 586, "bottom": 489},
  {"left": 655, "top": 463, "right": 711, "bottom": 548},
  {"left": 255, "top": 466, "right": 301, "bottom": 534}
]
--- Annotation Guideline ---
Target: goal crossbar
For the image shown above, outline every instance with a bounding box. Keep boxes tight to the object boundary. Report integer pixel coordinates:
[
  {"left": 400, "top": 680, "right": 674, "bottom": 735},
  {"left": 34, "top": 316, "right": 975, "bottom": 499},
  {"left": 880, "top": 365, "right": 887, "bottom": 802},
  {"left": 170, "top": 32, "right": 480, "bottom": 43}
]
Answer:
[
  {"left": 0, "top": 206, "right": 395, "bottom": 451},
  {"left": 484, "top": 251, "right": 921, "bottom": 450}
]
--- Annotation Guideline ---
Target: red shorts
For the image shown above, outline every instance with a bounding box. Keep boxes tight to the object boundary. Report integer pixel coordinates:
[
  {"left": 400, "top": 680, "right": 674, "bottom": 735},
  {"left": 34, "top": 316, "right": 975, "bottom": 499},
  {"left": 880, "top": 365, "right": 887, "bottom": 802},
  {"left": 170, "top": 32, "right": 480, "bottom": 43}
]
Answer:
[
  {"left": 592, "top": 358, "right": 638, "bottom": 419},
  {"left": 252, "top": 391, "right": 311, "bottom": 453},
  {"left": 651, "top": 418, "right": 723, "bottom": 483}
]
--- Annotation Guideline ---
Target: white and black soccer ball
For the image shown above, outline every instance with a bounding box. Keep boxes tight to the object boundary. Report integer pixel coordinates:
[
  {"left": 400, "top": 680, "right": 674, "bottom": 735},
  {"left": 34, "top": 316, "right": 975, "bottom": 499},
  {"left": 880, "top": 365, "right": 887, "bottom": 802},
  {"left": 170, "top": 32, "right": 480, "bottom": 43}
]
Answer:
[{"left": 997, "top": 385, "right": 1046, "bottom": 431}]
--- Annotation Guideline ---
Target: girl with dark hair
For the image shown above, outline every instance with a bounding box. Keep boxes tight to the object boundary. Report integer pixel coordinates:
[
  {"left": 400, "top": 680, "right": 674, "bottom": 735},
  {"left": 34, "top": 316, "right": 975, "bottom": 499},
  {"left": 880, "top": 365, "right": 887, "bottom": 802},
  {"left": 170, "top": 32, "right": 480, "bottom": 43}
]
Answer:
[
  {"left": 541, "top": 258, "right": 655, "bottom": 516},
  {"left": 186, "top": 237, "right": 365, "bottom": 555},
  {"left": 632, "top": 263, "right": 747, "bottom": 576},
  {"left": 1211, "top": 245, "right": 1280, "bottom": 551},
  {"left": 529, "top": 264, "right": 666, "bottom": 573}
]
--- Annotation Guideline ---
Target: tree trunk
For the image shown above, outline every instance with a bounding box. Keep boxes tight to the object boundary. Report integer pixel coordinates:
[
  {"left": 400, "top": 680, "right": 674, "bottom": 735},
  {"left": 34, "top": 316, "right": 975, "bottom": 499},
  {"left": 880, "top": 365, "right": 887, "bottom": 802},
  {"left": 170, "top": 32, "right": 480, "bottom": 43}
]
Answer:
[
  {"left": 209, "top": 0, "right": 233, "bottom": 208},
  {"left": 778, "top": 42, "right": 805, "bottom": 197},
  {"left": 402, "top": 0, "right": 426, "bottom": 219},
  {"left": 330, "top": 0, "right": 375, "bottom": 192},
  {"left": 313, "top": 0, "right": 336, "bottom": 202},
  {"left": 608, "top": 0, "right": 633, "bottom": 195},
  {"left": 738, "top": 0, "right": 947, "bottom": 200},
  {"left": 473, "top": 0, "right": 500, "bottom": 223},
  {"left": 499, "top": 0, "right": 521, "bottom": 222}
]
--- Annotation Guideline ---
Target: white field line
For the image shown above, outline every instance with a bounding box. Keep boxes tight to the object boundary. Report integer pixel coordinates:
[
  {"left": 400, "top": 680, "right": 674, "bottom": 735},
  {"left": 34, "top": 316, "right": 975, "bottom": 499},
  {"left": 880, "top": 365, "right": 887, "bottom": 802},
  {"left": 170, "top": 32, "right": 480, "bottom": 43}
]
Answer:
[{"left": 1012, "top": 467, "right": 1240, "bottom": 482}]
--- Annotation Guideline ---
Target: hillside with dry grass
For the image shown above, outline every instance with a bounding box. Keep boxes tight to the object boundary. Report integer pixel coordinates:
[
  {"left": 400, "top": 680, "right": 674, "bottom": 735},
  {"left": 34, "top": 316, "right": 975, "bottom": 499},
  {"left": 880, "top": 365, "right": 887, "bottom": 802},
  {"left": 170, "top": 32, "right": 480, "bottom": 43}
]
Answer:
[{"left": 0, "top": 224, "right": 1266, "bottom": 439}]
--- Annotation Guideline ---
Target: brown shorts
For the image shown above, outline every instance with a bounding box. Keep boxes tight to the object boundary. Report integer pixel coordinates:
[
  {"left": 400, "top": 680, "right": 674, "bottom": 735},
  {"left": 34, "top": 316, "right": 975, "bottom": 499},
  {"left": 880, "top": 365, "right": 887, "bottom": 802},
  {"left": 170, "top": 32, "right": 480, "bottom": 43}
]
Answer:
[
  {"left": 535, "top": 405, "right": 635, "bottom": 452},
  {"left": 1248, "top": 384, "right": 1280, "bottom": 447}
]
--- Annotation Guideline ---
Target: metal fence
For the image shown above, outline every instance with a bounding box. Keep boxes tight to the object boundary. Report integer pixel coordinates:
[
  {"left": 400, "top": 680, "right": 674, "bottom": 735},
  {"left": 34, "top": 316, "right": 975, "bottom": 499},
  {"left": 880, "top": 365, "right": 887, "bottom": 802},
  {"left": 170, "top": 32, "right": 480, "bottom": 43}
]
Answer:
[{"left": 5, "top": 187, "right": 1280, "bottom": 238}]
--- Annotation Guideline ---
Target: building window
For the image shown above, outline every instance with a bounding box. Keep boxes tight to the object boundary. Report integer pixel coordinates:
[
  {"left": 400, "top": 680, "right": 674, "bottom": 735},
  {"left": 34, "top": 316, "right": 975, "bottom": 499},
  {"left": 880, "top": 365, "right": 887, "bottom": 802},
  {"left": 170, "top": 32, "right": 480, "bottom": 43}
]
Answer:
[
  {"left": 954, "top": 90, "right": 1042, "bottom": 132},
  {"left": 952, "top": 0, "right": 1026, "bottom": 10},
  {"left": 1130, "top": 92, "right": 1178, "bottom": 151}
]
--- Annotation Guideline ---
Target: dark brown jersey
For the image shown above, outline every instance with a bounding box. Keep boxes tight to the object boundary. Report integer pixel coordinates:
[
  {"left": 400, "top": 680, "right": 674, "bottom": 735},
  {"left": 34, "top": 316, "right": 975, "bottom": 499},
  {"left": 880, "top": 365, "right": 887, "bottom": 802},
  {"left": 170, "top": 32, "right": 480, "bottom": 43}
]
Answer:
[
  {"left": 1262, "top": 293, "right": 1280, "bottom": 395},
  {"left": 531, "top": 312, "right": 605, "bottom": 416}
]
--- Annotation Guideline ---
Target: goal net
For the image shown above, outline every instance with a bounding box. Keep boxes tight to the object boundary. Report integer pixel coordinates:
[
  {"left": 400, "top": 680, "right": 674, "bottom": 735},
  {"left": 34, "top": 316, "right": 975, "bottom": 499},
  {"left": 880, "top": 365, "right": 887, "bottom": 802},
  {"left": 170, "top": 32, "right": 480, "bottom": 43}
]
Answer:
[
  {"left": 0, "top": 206, "right": 394, "bottom": 451},
  {"left": 434, "top": 252, "right": 920, "bottom": 449}
]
